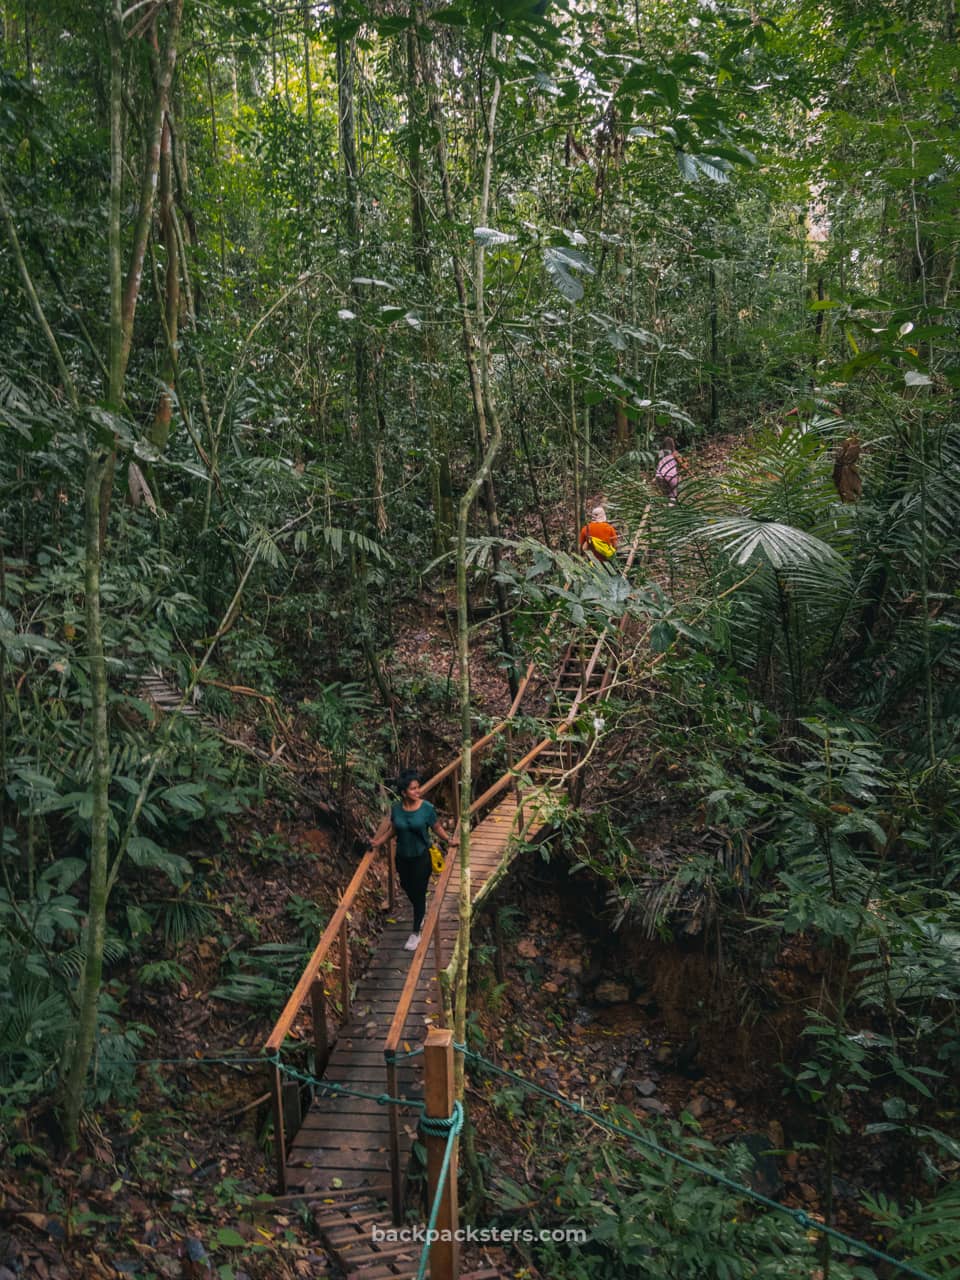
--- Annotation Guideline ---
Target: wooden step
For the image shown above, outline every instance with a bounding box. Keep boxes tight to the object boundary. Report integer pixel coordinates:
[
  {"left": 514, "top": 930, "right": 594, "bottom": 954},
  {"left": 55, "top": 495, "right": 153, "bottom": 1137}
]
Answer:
[
  {"left": 316, "top": 1207, "right": 385, "bottom": 1231},
  {"left": 346, "top": 1265, "right": 414, "bottom": 1279},
  {"left": 335, "top": 1240, "right": 419, "bottom": 1267}
]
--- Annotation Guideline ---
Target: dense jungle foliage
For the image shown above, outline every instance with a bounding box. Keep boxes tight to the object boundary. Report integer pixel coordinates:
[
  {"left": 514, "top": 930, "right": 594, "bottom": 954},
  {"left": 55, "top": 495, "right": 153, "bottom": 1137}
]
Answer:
[{"left": 1, "top": 0, "right": 959, "bottom": 1275}]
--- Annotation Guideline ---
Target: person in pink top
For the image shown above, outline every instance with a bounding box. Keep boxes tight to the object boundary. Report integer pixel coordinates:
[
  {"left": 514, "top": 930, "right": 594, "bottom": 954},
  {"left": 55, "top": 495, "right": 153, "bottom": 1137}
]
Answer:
[{"left": 654, "top": 436, "right": 685, "bottom": 504}]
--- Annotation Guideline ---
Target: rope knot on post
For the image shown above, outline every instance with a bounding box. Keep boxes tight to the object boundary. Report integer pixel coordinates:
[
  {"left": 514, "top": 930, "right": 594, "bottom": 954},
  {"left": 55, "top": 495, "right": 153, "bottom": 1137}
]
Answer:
[{"left": 419, "top": 1100, "right": 464, "bottom": 1139}]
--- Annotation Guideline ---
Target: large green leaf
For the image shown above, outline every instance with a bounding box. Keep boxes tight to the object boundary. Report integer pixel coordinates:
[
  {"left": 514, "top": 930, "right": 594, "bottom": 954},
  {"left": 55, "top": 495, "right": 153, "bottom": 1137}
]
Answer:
[
  {"left": 543, "top": 246, "right": 595, "bottom": 303},
  {"left": 127, "top": 836, "right": 191, "bottom": 887},
  {"left": 692, "top": 516, "right": 848, "bottom": 572}
]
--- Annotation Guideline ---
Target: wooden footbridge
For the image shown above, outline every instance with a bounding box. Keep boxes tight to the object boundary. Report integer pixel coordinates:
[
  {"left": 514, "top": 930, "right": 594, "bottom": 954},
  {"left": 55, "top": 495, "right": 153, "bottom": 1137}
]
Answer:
[{"left": 264, "top": 540, "right": 643, "bottom": 1278}]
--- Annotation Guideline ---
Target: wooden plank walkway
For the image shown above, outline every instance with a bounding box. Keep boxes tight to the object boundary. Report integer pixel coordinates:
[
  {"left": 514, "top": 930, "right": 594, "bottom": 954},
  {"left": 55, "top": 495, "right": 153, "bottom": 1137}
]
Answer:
[{"left": 284, "top": 794, "right": 545, "bottom": 1198}]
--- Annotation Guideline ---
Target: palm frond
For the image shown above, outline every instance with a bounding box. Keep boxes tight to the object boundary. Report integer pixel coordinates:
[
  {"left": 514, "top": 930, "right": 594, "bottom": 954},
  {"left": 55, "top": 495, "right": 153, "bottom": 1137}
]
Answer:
[
  {"left": 687, "top": 515, "right": 849, "bottom": 574},
  {"left": 890, "top": 1181, "right": 960, "bottom": 1275}
]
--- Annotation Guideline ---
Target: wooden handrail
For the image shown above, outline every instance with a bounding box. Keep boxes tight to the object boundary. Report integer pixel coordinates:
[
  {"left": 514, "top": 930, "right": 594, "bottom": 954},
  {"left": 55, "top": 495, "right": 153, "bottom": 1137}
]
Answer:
[
  {"left": 381, "top": 828, "right": 459, "bottom": 1223},
  {"left": 263, "top": 622, "right": 560, "bottom": 1192},
  {"left": 560, "top": 517, "right": 650, "bottom": 722},
  {"left": 383, "top": 829, "right": 459, "bottom": 1055},
  {"left": 463, "top": 736, "right": 553, "bottom": 820},
  {"left": 597, "top": 513, "right": 649, "bottom": 700},
  {"left": 267, "top": 524, "right": 647, "bottom": 1057},
  {"left": 380, "top": 737, "right": 555, "bottom": 1220},
  {"left": 264, "top": 706, "right": 535, "bottom": 1054},
  {"left": 264, "top": 645, "right": 550, "bottom": 1058},
  {"left": 420, "top": 726, "right": 503, "bottom": 795}
]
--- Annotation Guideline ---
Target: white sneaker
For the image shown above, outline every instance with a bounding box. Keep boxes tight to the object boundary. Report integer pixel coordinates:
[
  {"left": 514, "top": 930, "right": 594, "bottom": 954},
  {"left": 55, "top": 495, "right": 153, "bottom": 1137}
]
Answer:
[{"left": 404, "top": 933, "right": 422, "bottom": 951}]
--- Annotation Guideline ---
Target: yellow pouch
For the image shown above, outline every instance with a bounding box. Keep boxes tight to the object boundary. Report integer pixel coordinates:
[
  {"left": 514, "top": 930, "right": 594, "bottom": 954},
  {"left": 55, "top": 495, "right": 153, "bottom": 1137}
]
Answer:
[
  {"left": 429, "top": 844, "right": 445, "bottom": 875},
  {"left": 589, "top": 535, "right": 616, "bottom": 559}
]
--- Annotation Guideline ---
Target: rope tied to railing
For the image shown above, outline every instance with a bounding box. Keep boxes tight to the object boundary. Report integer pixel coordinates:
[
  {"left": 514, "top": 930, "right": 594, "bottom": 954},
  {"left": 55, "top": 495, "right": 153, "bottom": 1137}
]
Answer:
[
  {"left": 389, "top": 1045, "right": 425, "bottom": 1061},
  {"left": 269, "top": 1044, "right": 925, "bottom": 1277},
  {"left": 419, "top": 1099, "right": 464, "bottom": 1139},
  {"left": 266, "top": 1050, "right": 421, "bottom": 1111}
]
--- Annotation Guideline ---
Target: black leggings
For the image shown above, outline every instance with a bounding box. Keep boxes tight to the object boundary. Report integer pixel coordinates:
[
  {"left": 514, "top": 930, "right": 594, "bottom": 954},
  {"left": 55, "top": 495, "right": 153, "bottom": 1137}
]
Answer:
[{"left": 397, "top": 852, "right": 432, "bottom": 932}]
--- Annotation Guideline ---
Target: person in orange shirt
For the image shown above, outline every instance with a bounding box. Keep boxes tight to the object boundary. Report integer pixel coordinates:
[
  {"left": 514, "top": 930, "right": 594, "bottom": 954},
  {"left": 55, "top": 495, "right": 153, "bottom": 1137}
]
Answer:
[{"left": 579, "top": 505, "right": 618, "bottom": 568}]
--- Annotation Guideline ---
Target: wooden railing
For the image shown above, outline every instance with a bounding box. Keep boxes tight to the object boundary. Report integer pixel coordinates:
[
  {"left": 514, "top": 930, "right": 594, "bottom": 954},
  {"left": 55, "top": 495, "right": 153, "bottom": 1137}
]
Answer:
[{"left": 595, "top": 519, "right": 648, "bottom": 701}]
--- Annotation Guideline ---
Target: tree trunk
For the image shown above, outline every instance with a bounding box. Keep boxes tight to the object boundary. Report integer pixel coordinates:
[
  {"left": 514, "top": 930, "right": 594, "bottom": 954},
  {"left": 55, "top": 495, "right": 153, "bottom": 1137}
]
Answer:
[
  {"left": 407, "top": 11, "right": 454, "bottom": 550},
  {"left": 205, "top": 55, "right": 227, "bottom": 276},
  {"left": 149, "top": 114, "right": 180, "bottom": 452},
  {"left": 425, "top": 35, "right": 517, "bottom": 695},
  {"left": 1, "top": 9, "right": 116, "bottom": 1155},
  {"left": 59, "top": 3, "right": 125, "bottom": 1149},
  {"left": 336, "top": 8, "right": 372, "bottom": 487},
  {"left": 62, "top": 452, "right": 110, "bottom": 1149},
  {"left": 422, "top": 31, "right": 510, "bottom": 1078},
  {"left": 615, "top": 401, "right": 629, "bottom": 451},
  {"left": 709, "top": 264, "right": 719, "bottom": 430},
  {"left": 99, "top": 0, "right": 184, "bottom": 544},
  {"left": 302, "top": 0, "right": 314, "bottom": 189}
]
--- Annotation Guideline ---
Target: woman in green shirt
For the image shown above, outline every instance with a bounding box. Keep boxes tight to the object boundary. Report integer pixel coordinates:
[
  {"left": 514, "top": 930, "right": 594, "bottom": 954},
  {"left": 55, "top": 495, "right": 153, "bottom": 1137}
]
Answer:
[{"left": 370, "top": 769, "right": 453, "bottom": 951}]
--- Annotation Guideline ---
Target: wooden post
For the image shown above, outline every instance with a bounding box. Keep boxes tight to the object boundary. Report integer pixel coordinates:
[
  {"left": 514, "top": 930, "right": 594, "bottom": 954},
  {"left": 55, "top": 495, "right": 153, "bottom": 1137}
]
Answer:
[
  {"left": 282, "top": 1079, "right": 302, "bottom": 1139},
  {"left": 339, "top": 917, "right": 351, "bottom": 1022},
  {"left": 270, "top": 1062, "right": 288, "bottom": 1193},
  {"left": 310, "top": 979, "right": 329, "bottom": 1075},
  {"left": 423, "top": 1027, "right": 459, "bottom": 1280},
  {"left": 385, "top": 1054, "right": 403, "bottom": 1224}
]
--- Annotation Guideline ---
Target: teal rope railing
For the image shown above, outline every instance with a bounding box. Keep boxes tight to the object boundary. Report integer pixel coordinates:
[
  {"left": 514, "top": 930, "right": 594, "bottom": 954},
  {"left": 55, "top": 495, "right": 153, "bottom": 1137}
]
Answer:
[
  {"left": 266, "top": 1050, "right": 421, "bottom": 1110},
  {"left": 455, "top": 1042, "right": 936, "bottom": 1280},
  {"left": 390, "top": 1045, "right": 425, "bottom": 1061}
]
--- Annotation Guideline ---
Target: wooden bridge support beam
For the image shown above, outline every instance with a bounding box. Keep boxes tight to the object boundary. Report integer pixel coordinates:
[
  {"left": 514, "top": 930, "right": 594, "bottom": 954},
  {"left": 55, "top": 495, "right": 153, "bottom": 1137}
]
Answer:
[
  {"left": 386, "top": 1054, "right": 403, "bottom": 1225},
  {"left": 270, "top": 1060, "right": 287, "bottom": 1194},
  {"left": 310, "top": 979, "right": 329, "bottom": 1074},
  {"left": 339, "top": 917, "right": 352, "bottom": 1022},
  {"left": 424, "top": 1027, "right": 459, "bottom": 1280}
]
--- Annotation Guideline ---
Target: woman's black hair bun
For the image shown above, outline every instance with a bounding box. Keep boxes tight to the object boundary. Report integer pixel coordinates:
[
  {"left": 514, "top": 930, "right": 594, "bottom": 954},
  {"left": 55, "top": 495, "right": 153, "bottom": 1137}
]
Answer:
[{"left": 395, "top": 767, "right": 423, "bottom": 792}]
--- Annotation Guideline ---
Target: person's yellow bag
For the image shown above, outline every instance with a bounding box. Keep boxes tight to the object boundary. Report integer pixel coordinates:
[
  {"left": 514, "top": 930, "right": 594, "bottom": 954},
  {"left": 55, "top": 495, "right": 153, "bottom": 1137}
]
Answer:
[
  {"left": 429, "top": 844, "right": 445, "bottom": 875},
  {"left": 589, "top": 535, "right": 616, "bottom": 560}
]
